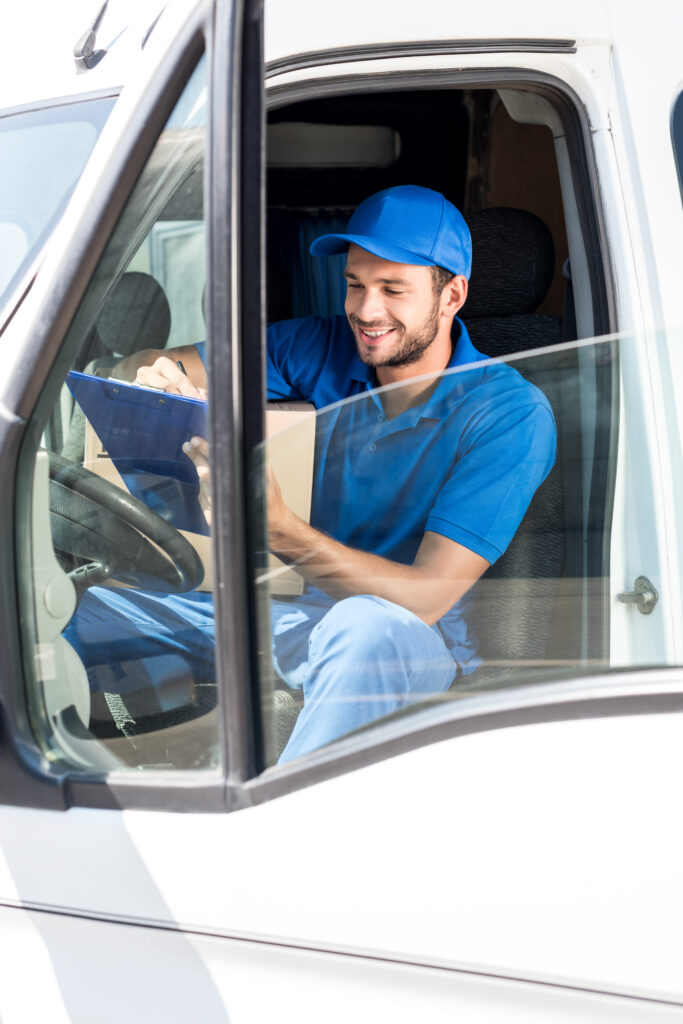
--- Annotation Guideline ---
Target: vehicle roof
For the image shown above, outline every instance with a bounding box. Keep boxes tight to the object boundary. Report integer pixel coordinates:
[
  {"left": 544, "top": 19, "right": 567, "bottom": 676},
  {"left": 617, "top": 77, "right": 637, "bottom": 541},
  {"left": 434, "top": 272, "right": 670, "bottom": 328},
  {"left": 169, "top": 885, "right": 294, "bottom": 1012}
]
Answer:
[
  {"left": 0, "top": 0, "right": 165, "bottom": 112},
  {"left": 263, "top": 0, "right": 682, "bottom": 90},
  {"left": 4, "top": 0, "right": 678, "bottom": 114}
]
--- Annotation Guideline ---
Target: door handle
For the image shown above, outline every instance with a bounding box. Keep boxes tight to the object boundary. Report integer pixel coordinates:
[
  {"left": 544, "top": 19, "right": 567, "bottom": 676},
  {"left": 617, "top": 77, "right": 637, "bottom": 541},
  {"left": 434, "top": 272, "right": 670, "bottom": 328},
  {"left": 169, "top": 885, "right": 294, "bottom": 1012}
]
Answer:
[{"left": 617, "top": 576, "right": 658, "bottom": 615}]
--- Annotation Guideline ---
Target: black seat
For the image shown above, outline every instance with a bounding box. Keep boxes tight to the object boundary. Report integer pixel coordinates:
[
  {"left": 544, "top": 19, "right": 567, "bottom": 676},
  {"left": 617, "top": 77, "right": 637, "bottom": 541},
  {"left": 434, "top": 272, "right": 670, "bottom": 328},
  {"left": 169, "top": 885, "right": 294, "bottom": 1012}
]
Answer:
[
  {"left": 61, "top": 272, "right": 172, "bottom": 462},
  {"left": 457, "top": 207, "right": 569, "bottom": 686},
  {"left": 80, "top": 270, "right": 172, "bottom": 363},
  {"left": 463, "top": 206, "right": 562, "bottom": 356}
]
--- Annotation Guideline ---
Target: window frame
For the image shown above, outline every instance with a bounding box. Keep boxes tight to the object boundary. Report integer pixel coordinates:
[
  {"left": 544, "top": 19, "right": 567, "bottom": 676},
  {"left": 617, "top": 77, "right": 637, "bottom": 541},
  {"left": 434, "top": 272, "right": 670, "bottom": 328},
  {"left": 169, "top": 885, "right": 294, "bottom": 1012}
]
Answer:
[{"left": 1, "top": 0, "right": 235, "bottom": 813}]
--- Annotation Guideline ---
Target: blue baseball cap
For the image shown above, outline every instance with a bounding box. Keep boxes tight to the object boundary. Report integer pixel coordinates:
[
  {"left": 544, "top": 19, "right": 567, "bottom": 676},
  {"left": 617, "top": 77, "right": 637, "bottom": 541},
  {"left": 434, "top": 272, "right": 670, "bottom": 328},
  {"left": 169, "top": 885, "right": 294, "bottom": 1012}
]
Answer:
[{"left": 310, "top": 185, "right": 472, "bottom": 278}]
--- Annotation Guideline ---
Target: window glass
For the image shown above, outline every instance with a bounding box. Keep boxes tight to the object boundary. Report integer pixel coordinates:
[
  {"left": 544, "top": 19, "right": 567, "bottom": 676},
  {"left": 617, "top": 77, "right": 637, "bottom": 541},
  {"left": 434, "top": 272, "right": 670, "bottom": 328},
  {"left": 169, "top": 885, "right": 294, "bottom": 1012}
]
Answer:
[
  {"left": 250, "top": 327, "right": 676, "bottom": 769},
  {"left": 21, "top": 58, "right": 217, "bottom": 773},
  {"left": 253, "top": 338, "right": 594, "bottom": 765},
  {"left": 0, "top": 97, "right": 114, "bottom": 310},
  {"left": 252, "top": 84, "right": 621, "bottom": 771},
  {"left": 672, "top": 91, "right": 683, "bottom": 201}
]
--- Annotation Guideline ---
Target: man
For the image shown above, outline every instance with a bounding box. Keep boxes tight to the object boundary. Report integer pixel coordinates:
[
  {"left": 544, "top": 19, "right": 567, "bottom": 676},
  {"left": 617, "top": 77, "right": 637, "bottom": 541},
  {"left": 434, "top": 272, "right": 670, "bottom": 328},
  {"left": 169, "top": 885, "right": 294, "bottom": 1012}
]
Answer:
[{"left": 73, "top": 185, "right": 556, "bottom": 764}]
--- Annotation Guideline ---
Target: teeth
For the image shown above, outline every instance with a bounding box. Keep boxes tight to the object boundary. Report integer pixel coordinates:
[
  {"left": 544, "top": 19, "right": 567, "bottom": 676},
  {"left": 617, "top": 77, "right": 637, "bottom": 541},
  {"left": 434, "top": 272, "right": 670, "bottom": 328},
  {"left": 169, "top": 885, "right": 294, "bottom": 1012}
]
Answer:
[{"left": 363, "top": 329, "right": 391, "bottom": 338}]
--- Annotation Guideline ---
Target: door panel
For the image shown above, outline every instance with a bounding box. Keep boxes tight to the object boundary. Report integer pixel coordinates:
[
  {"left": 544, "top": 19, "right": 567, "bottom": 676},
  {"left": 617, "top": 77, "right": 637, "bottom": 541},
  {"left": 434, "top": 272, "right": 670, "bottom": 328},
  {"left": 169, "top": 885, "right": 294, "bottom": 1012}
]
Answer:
[
  {"left": 0, "top": 707, "right": 681, "bottom": 1004},
  {"left": 0, "top": 895, "right": 679, "bottom": 1022}
]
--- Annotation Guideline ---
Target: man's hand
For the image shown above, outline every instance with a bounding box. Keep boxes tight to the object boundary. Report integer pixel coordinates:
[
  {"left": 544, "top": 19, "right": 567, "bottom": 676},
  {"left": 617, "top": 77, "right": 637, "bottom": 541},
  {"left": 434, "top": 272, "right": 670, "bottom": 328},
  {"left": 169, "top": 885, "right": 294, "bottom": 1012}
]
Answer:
[
  {"left": 266, "top": 465, "right": 297, "bottom": 544},
  {"left": 183, "top": 436, "right": 212, "bottom": 526},
  {"left": 182, "top": 448, "right": 295, "bottom": 539},
  {"left": 182, "top": 442, "right": 486, "bottom": 622},
  {"left": 114, "top": 345, "right": 208, "bottom": 398},
  {"left": 134, "top": 355, "right": 207, "bottom": 399},
  {"left": 183, "top": 432, "right": 488, "bottom": 625}
]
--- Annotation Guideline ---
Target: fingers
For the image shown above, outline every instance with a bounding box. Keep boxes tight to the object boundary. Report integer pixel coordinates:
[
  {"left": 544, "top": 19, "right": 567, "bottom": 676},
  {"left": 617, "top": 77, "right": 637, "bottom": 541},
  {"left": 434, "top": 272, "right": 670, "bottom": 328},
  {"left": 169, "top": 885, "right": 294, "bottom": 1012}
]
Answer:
[
  {"left": 182, "top": 436, "right": 210, "bottom": 468},
  {"left": 183, "top": 437, "right": 212, "bottom": 526},
  {"left": 265, "top": 463, "right": 283, "bottom": 507},
  {"left": 135, "top": 356, "right": 205, "bottom": 398}
]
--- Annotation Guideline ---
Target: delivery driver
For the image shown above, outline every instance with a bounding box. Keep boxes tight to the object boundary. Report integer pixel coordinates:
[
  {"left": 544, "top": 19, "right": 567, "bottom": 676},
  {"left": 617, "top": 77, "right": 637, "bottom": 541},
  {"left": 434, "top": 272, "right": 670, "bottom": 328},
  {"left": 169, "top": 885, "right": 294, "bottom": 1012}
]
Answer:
[{"left": 68, "top": 185, "right": 556, "bottom": 764}]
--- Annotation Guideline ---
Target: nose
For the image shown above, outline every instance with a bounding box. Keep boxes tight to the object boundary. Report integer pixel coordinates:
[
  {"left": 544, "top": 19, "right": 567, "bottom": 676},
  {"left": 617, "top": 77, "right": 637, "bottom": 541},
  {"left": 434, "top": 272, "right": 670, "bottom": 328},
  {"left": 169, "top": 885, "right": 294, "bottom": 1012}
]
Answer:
[{"left": 348, "top": 286, "right": 386, "bottom": 324}]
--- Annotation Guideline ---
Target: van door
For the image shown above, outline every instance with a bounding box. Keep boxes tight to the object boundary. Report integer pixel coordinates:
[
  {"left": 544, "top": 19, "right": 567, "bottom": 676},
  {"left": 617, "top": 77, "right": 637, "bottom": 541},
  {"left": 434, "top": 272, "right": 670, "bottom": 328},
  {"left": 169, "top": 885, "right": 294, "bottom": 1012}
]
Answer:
[{"left": 0, "top": 1, "right": 266, "bottom": 1018}]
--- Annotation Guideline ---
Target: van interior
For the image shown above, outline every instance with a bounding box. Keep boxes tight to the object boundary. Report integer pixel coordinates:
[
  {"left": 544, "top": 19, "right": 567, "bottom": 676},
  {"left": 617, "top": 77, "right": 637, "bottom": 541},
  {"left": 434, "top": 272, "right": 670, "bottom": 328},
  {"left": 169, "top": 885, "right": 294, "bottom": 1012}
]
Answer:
[{"left": 264, "top": 82, "right": 614, "bottom": 694}]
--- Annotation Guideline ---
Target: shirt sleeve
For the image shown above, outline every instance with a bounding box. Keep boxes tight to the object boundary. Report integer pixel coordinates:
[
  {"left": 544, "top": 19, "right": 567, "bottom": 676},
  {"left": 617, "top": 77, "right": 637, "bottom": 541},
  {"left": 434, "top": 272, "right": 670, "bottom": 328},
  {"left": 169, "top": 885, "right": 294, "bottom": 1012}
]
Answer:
[
  {"left": 425, "top": 394, "right": 557, "bottom": 564},
  {"left": 194, "top": 319, "right": 330, "bottom": 399},
  {"left": 266, "top": 317, "right": 332, "bottom": 401}
]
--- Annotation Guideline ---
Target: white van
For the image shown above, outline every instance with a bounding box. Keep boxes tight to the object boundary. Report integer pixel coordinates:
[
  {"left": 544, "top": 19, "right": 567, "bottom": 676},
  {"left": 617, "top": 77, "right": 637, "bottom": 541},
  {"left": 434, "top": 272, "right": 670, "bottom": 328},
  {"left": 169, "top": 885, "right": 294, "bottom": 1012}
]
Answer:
[{"left": 0, "top": 0, "right": 682, "bottom": 1019}]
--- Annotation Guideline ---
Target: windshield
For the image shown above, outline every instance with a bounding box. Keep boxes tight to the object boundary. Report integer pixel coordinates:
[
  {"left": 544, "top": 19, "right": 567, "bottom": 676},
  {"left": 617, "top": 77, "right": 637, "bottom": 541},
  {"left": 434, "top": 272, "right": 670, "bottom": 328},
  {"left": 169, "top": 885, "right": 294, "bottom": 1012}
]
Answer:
[{"left": 0, "top": 95, "right": 115, "bottom": 311}]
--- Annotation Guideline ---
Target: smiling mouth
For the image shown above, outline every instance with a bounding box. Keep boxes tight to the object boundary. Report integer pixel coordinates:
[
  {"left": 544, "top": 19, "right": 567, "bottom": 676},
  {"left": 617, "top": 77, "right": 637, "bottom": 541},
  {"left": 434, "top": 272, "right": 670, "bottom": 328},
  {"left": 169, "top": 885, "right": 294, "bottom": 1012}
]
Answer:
[{"left": 357, "top": 325, "right": 397, "bottom": 344}]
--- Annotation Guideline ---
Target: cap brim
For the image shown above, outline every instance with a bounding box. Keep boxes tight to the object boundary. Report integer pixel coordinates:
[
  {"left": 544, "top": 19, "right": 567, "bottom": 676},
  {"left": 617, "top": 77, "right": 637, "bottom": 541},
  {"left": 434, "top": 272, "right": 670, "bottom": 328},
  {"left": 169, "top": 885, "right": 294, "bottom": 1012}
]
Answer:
[{"left": 310, "top": 233, "right": 435, "bottom": 267}]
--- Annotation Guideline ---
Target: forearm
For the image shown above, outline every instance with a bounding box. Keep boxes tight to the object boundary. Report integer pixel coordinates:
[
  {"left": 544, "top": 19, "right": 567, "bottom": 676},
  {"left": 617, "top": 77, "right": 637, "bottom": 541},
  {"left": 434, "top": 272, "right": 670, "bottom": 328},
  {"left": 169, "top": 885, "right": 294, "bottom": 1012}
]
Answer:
[{"left": 270, "top": 511, "right": 479, "bottom": 626}]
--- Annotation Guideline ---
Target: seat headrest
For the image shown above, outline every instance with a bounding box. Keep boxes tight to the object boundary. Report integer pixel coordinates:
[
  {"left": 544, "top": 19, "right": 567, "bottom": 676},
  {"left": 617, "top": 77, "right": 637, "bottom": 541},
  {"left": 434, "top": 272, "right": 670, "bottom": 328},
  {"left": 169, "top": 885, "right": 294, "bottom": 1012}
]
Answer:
[
  {"left": 96, "top": 272, "right": 171, "bottom": 356},
  {"left": 463, "top": 208, "right": 555, "bottom": 319}
]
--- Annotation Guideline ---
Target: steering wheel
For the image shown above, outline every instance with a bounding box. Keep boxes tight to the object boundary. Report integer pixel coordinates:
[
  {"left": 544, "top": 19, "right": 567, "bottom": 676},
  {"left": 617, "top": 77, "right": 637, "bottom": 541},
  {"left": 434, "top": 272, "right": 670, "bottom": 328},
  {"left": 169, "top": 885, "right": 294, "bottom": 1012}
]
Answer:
[{"left": 49, "top": 452, "right": 204, "bottom": 594}]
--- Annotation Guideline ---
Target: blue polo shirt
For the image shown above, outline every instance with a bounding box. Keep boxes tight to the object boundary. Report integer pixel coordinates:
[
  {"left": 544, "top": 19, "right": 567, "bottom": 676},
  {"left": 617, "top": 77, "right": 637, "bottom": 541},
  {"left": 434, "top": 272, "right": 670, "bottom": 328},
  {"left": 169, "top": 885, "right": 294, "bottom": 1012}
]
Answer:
[
  {"left": 261, "top": 315, "right": 555, "bottom": 560},
  {"left": 197, "top": 316, "right": 555, "bottom": 669}
]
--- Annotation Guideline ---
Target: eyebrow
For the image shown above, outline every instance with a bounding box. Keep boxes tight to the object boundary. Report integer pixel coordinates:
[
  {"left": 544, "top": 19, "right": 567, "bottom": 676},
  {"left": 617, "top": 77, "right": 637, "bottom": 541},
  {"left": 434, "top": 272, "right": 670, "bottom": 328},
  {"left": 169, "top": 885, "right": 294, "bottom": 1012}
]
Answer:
[{"left": 344, "top": 270, "right": 413, "bottom": 286}]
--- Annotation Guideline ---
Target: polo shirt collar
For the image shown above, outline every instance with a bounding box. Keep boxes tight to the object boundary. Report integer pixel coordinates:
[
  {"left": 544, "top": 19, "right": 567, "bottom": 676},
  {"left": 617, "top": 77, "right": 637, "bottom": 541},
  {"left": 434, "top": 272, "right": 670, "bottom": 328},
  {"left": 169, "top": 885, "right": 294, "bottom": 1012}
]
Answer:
[
  {"left": 449, "top": 316, "right": 484, "bottom": 369},
  {"left": 364, "top": 318, "right": 488, "bottom": 430},
  {"left": 421, "top": 317, "right": 488, "bottom": 420},
  {"left": 348, "top": 348, "right": 374, "bottom": 385}
]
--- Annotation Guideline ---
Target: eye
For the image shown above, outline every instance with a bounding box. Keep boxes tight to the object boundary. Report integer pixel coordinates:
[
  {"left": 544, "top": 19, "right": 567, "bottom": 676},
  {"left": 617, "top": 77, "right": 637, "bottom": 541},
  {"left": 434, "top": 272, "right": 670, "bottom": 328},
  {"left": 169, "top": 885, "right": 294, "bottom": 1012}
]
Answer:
[
  {"left": 385, "top": 288, "right": 403, "bottom": 296},
  {"left": 346, "top": 282, "right": 362, "bottom": 290}
]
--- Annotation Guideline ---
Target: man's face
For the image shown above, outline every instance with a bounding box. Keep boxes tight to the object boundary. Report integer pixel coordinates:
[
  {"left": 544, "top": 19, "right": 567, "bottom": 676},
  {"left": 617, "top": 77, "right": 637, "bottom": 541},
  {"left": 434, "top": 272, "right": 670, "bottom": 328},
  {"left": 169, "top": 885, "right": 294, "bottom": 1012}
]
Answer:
[{"left": 344, "top": 245, "right": 444, "bottom": 369}]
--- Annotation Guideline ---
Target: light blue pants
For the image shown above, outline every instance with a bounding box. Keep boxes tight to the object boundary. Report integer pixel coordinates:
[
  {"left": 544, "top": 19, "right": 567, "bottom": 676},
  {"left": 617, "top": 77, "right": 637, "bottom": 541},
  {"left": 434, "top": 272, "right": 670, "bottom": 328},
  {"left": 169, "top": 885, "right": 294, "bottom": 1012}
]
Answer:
[
  {"left": 66, "top": 586, "right": 458, "bottom": 762},
  {"left": 271, "top": 591, "right": 457, "bottom": 762}
]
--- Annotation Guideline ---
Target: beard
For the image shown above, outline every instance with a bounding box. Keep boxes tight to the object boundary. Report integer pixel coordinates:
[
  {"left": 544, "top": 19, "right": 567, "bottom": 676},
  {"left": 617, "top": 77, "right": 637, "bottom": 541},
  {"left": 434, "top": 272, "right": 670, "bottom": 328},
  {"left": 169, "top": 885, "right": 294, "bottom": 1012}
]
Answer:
[{"left": 350, "top": 297, "right": 441, "bottom": 368}]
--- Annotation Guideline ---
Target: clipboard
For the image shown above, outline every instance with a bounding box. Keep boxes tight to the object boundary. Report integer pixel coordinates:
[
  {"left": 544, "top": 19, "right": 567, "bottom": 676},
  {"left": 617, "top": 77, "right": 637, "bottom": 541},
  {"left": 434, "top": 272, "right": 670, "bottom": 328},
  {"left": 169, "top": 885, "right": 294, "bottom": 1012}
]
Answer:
[{"left": 67, "top": 370, "right": 209, "bottom": 536}]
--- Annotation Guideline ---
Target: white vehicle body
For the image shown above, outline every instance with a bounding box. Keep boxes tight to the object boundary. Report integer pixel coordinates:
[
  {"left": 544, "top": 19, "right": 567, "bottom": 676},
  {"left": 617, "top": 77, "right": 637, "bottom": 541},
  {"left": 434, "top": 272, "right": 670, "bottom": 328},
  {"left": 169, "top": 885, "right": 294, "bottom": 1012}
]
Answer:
[
  {"left": 0, "top": 1, "right": 681, "bottom": 1021},
  {"left": 0, "top": 1, "right": 164, "bottom": 109}
]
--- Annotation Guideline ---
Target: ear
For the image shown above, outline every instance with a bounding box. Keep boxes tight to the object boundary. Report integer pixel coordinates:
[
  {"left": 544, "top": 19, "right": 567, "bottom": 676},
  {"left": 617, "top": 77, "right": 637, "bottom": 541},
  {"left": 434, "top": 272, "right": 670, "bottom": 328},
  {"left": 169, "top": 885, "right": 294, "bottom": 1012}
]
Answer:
[{"left": 441, "top": 275, "right": 468, "bottom": 317}]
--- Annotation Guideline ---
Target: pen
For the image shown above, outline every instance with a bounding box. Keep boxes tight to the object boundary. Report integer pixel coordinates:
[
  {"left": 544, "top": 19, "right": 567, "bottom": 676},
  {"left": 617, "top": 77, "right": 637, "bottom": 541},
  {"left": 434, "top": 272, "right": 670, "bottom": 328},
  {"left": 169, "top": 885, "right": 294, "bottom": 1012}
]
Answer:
[{"left": 176, "top": 360, "right": 187, "bottom": 377}]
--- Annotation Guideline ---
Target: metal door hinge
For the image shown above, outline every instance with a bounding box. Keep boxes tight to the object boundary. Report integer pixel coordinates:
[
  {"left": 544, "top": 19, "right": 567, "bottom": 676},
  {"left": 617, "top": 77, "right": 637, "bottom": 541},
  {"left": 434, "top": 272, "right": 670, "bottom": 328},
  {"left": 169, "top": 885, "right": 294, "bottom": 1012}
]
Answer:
[{"left": 617, "top": 576, "right": 658, "bottom": 615}]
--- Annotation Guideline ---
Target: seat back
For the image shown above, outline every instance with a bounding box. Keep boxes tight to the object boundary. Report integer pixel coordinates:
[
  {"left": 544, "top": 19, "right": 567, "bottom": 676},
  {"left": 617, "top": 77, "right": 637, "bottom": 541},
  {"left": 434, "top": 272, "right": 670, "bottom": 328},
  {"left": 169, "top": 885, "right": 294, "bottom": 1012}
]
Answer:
[
  {"left": 90, "top": 271, "right": 172, "bottom": 358},
  {"left": 62, "top": 272, "right": 172, "bottom": 462},
  {"left": 458, "top": 208, "right": 568, "bottom": 681}
]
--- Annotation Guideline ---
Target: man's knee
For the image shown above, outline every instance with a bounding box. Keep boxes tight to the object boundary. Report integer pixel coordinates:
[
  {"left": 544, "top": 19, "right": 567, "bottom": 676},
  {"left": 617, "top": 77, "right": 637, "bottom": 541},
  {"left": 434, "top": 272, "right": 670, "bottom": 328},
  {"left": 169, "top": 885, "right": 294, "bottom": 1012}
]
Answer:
[
  {"left": 305, "top": 595, "right": 455, "bottom": 703},
  {"left": 311, "top": 595, "right": 422, "bottom": 656}
]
